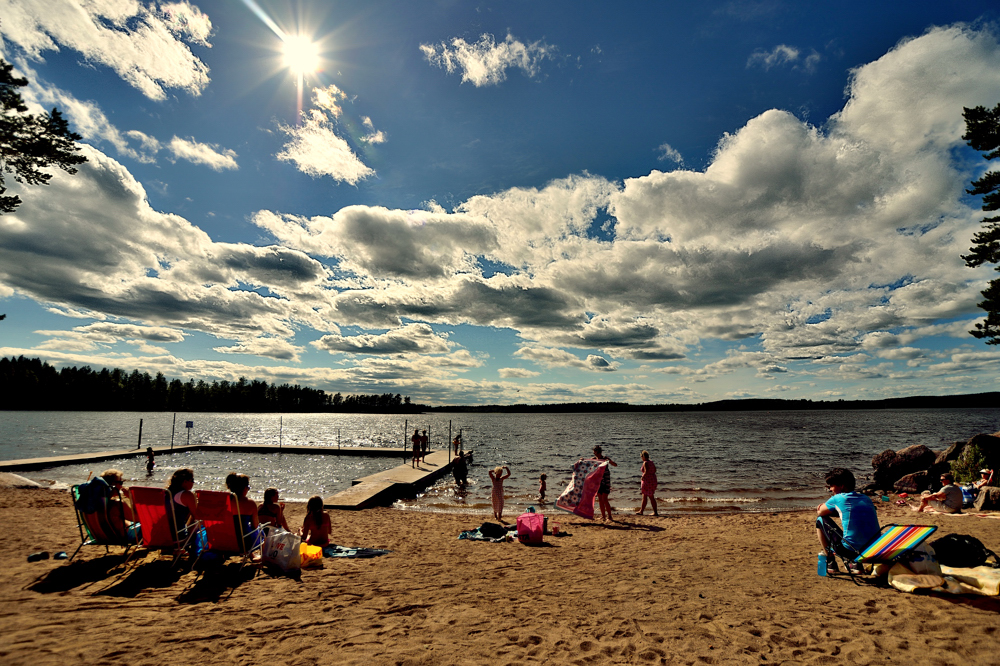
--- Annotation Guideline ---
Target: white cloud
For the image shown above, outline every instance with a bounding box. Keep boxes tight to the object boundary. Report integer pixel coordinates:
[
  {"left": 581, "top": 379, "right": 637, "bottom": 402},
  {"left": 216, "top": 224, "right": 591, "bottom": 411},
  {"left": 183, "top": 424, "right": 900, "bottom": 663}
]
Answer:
[
  {"left": 0, "top": 0, "right": 212, "bottom": 100},
  {"left": 276, "top": 85, "right": 374, "bottom": 184},
  {"left": 747, "top": 44, "right": 820, "bottom": 72},
  {"left": 312, "top": 323, "right": 453, "bottom": 356},
  {"left": 213, "top": 337, "right": 304, "bottom": 362},
  {"left": 168, "top": 136, "right": 238, "bottom": 171},
  {"left": 656, "top": 143, "right": 684, "bottom": 165},
  {"left": 420, "top": 32, "right": 554, "bottom": 87},
  {"left": 514, "top": 346, "right": 620, "bottom": 372},
  {"left": 498, "top": 367, "right": 541, "bottom": 378}
]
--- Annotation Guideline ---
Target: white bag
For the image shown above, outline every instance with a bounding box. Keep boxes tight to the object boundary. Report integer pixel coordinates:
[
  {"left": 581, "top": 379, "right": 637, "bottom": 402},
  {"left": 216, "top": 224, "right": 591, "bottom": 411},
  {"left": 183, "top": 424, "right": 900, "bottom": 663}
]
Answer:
[{"left": 262, "top": 528, "right": 301, "bottom": 571}]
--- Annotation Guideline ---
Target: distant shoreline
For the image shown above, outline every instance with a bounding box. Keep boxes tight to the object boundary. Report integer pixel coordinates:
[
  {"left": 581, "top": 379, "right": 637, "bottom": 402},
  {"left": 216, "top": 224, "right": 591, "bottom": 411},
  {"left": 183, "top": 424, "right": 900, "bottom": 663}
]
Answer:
[
  {"left": 425, "top": 392, "right": 1000, "bottom": 413},
  {"left": 2, "top": 391, "right": 998, "bottom": 414}
]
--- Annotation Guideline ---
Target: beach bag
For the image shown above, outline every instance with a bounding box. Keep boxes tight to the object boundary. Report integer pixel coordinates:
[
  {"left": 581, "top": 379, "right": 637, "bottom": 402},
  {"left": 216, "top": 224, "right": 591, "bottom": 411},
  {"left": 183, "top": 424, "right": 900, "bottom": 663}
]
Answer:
[
  {"left": 929, "top": 534, "right": 999, "bottom": 569},
  {"left": 300, "top": 543, "right": 323, "bottom": 568},
  {"left": 516, "top": 512, "right": 545, "bottom": 545},
  {"left": 262, "top": 528, "right": 301, "bottom": 571},
  {"left": 903, "top": 542, "right": 941, "bottom": 576}
]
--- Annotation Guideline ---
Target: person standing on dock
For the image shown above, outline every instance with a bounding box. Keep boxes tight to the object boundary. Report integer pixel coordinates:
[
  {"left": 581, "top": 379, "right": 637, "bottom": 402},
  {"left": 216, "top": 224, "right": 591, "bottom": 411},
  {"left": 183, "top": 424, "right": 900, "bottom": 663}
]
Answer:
[
  {"left": 411, "top": 429, "right": 421, "bottom": 468},
  {"left": 421, "top": 430, "right": 429, "bottom": 464}
]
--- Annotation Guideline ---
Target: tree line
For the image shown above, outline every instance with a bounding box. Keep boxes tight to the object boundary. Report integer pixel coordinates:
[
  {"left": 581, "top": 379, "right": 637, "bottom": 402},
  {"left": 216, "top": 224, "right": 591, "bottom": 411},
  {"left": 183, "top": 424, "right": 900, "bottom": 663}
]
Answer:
[{"left": 0, "top": 356, "right": 426, "bottom": 413}]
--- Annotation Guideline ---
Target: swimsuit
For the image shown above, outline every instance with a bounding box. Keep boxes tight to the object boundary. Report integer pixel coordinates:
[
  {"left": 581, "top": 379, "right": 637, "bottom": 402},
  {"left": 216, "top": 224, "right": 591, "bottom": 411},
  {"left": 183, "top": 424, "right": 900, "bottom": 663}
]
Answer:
[{"left": 597, "top": 459, "right": 611, "bottom": 494}]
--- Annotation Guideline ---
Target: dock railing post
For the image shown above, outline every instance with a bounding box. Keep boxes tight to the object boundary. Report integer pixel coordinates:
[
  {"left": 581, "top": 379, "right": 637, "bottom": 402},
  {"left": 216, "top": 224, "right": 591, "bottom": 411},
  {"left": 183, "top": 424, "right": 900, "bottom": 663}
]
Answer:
[
  {"left": 170, "top": 413, "right": 176, "bottom": 450},
  {"left": 279, "top": 415, "right": 283, "bottom": 449},
  {"left": 403, "top": 419, "right": 407, "bottom": 458},
  {"left": 449, "top": 420, "right": 452, "bottom": 456},
  {"left": 137, "top": 418, "right": 143, "bottom": 450}
]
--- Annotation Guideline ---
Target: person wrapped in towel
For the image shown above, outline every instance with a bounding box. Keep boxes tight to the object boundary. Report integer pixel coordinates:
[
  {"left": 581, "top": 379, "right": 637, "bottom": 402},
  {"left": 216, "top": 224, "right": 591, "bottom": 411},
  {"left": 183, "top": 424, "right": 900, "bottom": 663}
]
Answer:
[
  {"left": 816, "top": 467, "right": 880, "bottom": 575},
  {"left": 556, "top": 457, "right": 608, "bottom": 520}
]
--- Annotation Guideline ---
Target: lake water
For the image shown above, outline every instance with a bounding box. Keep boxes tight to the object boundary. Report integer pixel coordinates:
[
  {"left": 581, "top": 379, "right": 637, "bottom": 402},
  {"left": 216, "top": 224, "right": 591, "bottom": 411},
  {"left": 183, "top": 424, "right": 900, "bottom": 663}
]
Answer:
[{"left": 2, "top": 409, "right": 998, "bottom": 517}]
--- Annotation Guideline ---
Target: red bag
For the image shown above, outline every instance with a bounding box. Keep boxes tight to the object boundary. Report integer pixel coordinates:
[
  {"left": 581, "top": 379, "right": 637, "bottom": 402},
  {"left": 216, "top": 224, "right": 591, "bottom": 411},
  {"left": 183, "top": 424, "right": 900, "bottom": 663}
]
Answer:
[{"left": 516, "top": 512, "right": 545, "bottom": 545}]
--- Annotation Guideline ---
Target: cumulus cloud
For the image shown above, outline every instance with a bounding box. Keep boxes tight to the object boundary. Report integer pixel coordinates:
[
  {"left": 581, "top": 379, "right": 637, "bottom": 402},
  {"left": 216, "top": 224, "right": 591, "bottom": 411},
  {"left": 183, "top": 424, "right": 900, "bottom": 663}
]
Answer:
[
  {"left": 168, "top": 136, "right": 238, "bottom": 170},
  {"left": 0, "top": 145, "right": 328, "bottom": 345},
  {"left": 276, "top": 85, "right": 374, "bottom": 184},
  {"left": 498, "top": 367, "right": 541, "bottom": 378},
  {"left": 0, "top": 0, "right": 212, "bottom": 100},
  {"left": 515, "top": 346, "right": 620, "bottom": 372},
  {"left": 312, "top": 323, "right": 453, "bottom": 355},
  {"left": 420, "top": 32, "right": 554, "bottom": 87},
  {"left": 213, "top": 337, "right": 304, "bottom": 362}
]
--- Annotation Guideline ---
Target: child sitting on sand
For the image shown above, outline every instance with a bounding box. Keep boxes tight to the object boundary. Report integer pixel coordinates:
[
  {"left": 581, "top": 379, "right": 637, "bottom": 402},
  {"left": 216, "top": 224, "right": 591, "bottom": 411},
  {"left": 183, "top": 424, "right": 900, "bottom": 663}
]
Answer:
[
  {"left": 538, "top": 473, "right": 547, "bottom": 502},
  {"left": 489, "top": 465, "right": 511, "bottom": 523},
  {"left": 301, "top": 495, "right": 332, "bottom": 548},
  {"left": 257, "top": 487, "right": 290, "bottom": 531}
]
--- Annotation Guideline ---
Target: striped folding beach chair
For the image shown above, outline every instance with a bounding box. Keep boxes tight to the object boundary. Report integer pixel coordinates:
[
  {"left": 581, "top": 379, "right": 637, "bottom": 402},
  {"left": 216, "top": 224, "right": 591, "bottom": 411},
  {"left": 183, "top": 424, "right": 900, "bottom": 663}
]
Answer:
[{"left": 854, "top": 524, "right": 938, "bottom": 566}]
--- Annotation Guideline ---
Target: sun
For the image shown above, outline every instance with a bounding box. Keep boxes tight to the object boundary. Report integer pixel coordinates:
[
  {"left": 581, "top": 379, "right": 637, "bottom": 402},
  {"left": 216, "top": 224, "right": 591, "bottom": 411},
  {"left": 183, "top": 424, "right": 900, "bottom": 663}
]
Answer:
[{"left": 282, "top": 35, "right": 320, "bottom": 76}]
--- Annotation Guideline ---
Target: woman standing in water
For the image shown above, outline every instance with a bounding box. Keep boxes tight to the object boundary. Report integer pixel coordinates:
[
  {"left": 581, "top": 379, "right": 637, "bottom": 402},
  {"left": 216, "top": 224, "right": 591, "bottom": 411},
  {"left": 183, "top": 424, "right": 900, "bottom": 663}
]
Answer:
[
  {"left": 635, "top": 450, "right": 659, "bottom": 516},
  {"left": 592, "top": 446, "right": 617, "bottom": 521}
]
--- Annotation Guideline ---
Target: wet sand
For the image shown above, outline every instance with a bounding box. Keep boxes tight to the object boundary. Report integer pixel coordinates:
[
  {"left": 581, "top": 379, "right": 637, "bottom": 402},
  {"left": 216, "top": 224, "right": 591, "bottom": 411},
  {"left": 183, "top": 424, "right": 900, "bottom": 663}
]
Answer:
[{"left": 2, "top": 485, "right": 1000, "bottom": 665}]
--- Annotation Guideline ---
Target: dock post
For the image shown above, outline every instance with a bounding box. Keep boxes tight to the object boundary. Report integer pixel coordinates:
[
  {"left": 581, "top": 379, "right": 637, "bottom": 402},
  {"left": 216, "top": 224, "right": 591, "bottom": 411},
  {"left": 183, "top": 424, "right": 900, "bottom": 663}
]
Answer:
[
  {"left": 279, "top": 415, "right": 283, "bottom": 449},
  {"left": 170, "top": 413, "right": 176, "bottom": 450},
  {"left": 403, "top": 419, "right": 407, "bottom": 458},
  {"left": 449, "top": 420, "right": 452, "bottom": 456},
  {"left": 338, "top": 428, "right": 341, "bottom": 449},
  {"left": 136, "top": 418, "right": 143, "bottom": 450}
]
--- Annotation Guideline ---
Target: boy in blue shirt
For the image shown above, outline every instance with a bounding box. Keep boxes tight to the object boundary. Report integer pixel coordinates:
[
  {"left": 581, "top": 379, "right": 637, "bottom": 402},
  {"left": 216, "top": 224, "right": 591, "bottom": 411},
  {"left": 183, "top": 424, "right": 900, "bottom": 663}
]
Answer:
[{"left": 816, "top": 467, "right": 880, "bottom": 574}]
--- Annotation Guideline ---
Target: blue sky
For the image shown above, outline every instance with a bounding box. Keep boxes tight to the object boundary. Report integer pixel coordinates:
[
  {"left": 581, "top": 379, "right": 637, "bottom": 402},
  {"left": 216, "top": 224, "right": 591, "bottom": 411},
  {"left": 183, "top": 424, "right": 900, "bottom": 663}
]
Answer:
[{"left": 2, "top": 1, "right": 1000, "bottom": 405}]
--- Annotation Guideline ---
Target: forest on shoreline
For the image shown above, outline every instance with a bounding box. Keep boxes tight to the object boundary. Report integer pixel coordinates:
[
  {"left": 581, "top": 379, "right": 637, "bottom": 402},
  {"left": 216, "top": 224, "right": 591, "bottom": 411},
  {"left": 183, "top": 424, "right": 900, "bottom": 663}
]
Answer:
[{"left": 2, "top": 356, "right": 998, "bottom": 414}]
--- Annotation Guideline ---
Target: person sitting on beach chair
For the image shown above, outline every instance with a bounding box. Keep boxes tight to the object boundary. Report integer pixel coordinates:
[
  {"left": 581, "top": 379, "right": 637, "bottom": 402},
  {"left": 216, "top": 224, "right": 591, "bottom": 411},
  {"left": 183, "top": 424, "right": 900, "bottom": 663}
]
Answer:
[
  {"left": 974, "top": 468, "right": 994, "bottom": 490},
  {"left": 225, "top": 472, "right": 260, "bottom": 548},
  {"left": 816, "top": 467, "right": 880, "bottom": 575},
  {"left": 913, "top": 472, "right": 963, "bottom": 514},
  {"left": 99, "top": 469, "right": 140, "bottom": 541}
]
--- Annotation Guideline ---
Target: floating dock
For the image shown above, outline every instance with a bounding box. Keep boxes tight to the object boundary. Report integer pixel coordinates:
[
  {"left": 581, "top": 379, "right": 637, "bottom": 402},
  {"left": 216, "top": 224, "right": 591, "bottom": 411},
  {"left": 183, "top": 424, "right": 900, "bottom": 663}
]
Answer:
[{"left": 0, "top": 443, "right": 461, "bottom": 510}]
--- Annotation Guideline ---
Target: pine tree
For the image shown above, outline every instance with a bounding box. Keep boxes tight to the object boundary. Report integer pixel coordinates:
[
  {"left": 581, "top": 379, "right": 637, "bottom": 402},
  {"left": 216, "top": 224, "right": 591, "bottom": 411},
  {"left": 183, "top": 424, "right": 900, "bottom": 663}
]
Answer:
[
  {"left": 0, "top": 59, "right": 87, "bottom": 213},
  {"left": 962, "top": 103, "right": 1000, "bottom": 344}
]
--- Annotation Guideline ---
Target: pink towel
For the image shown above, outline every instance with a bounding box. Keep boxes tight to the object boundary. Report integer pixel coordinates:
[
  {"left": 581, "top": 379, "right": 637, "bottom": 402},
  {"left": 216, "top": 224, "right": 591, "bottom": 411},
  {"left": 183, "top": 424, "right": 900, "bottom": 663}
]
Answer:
[{"left": 556, "top": 459, "right": 607, "bottom": 520}]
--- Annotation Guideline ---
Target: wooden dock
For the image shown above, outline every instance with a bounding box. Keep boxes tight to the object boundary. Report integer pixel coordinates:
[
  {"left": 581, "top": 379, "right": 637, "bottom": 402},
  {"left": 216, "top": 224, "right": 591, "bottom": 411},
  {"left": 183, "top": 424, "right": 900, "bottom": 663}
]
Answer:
[
  {"left": 0, "top": 443, "right": 462, "bottom": 511},
  {"left": 0, "top": 442, "right": 412, "bottom": 472},
  {"left": 324, "top": 449, "right": 455, "bottom": 510}
]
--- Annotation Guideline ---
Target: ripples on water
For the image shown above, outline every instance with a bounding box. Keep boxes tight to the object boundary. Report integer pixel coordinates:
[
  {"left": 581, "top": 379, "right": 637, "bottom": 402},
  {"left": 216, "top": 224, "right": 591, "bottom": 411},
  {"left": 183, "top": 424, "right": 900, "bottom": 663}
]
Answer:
[{"left": 3, "top": 409, "right": 998, "bottom": 516}]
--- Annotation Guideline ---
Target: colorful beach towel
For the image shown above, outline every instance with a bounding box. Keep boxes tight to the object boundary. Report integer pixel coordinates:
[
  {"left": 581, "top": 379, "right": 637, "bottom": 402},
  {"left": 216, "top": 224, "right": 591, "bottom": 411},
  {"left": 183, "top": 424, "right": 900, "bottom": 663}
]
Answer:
[{"left": 556, "top": 459, "right": 607, "bottom": 520}]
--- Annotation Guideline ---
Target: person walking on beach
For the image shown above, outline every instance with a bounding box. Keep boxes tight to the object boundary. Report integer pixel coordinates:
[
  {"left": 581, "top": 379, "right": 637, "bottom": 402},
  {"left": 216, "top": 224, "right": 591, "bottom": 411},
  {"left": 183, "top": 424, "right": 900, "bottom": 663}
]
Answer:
[
  {"left": 636, "top": 450, "right": 659, "bottom": 516},
  {"left": 816, "top": 467, "right": 879, "bottom": 574},
  {"left": 591, "top": 445, "right": 617, "bottom": 521},
  {"left": 411, "top": 429, "right": 421, "bottom": 468},
  {"left": 489, "top": 465, "right": 511, "bottom": 523}
]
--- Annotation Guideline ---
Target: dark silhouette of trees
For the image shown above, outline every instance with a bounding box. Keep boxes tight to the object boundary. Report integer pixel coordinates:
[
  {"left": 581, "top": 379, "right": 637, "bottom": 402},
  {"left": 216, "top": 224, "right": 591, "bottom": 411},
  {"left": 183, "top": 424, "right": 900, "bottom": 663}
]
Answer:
[
  {"left": 0, "top": 59, "right": 87, "bottom": 214},
  {"left": 0, "top": 356, "right": 424, "bottom": 413},
  {"left": 962, "top": 103, "right": 1000, "bottom": 344}
]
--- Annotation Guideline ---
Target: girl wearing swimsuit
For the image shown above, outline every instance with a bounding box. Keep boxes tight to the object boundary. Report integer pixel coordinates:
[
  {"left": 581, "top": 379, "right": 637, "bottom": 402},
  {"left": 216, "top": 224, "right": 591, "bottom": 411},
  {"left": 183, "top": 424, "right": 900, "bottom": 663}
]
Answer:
[
  {"left": 301, "top": 495, "right": 332, "bottom": 547},
  {"left": 636, "top": 450, "right": 659, "bottom": 516}
]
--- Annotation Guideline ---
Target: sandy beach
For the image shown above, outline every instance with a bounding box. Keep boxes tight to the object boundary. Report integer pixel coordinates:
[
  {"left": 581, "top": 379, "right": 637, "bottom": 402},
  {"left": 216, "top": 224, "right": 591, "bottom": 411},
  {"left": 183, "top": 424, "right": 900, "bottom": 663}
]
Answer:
[{"left": 2, "top": 484, "right": 1000, "bottom": 665}]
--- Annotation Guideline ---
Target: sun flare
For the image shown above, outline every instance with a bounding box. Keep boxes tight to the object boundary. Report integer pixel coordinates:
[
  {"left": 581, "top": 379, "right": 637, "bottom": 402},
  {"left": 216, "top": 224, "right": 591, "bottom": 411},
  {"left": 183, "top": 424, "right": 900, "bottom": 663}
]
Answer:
[{"left": 282, "top": 35, "right": 320, "bottom": 76}]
